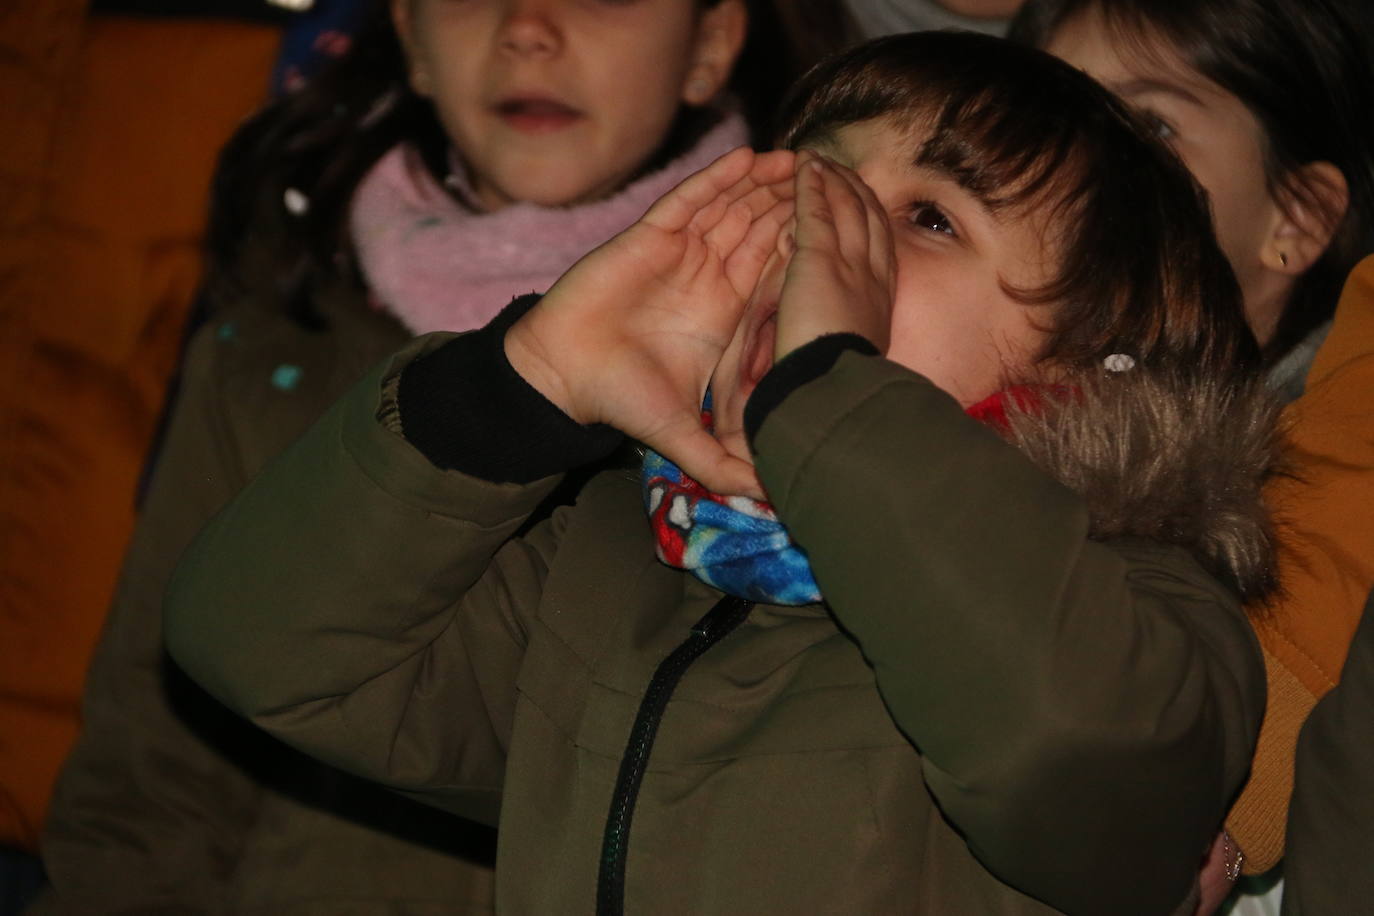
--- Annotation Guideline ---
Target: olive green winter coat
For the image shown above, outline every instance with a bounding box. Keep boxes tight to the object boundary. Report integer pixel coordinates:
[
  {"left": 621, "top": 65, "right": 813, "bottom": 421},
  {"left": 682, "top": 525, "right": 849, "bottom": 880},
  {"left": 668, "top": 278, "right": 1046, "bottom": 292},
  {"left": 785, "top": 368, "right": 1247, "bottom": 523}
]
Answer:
[{"left": 167, "top": 337, "right": 1274, "bottom": 915}]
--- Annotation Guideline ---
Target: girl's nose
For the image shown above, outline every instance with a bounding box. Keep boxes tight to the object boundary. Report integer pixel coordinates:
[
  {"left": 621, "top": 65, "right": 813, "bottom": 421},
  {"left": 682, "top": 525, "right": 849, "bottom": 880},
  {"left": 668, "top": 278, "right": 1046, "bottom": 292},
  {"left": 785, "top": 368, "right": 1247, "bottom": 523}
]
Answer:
[{"left": 498, "top": 1, "right": 563, "bottom": 57}]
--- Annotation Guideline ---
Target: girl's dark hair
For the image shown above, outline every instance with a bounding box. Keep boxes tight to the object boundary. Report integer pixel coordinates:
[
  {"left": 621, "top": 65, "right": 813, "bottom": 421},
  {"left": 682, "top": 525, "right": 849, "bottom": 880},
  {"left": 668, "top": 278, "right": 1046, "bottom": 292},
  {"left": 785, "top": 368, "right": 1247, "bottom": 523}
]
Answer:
[
  {"left": 205, "top": 0, "right": 858, "bottom": 328},
  {"left": 780, "top": 31, "right": 1258, "bottom": 380},
  {"left": 1009, "top": 0, "right": 1374, "bottom": 360}
]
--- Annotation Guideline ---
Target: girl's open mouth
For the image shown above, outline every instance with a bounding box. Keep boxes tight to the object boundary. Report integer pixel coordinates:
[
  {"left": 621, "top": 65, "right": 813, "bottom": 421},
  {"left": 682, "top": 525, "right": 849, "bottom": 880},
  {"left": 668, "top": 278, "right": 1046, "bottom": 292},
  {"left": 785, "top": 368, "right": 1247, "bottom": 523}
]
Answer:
[{"left": 494, "top": 97, "right": 583, "bottom": 134}]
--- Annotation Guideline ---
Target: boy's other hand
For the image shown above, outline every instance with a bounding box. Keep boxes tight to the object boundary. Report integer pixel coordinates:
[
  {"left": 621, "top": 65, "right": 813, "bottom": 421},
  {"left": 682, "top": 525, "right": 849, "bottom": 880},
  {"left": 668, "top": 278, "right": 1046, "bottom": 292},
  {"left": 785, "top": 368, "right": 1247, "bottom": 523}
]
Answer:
[
  {"left": 774, "top": 152, "right": 895, "bottom": 362},
  {"left": 505, "top": 146, "right": 795, "bottom": 497},
  {"left": 1193, "top": 830, "right": 1242, "bottom": 915}
]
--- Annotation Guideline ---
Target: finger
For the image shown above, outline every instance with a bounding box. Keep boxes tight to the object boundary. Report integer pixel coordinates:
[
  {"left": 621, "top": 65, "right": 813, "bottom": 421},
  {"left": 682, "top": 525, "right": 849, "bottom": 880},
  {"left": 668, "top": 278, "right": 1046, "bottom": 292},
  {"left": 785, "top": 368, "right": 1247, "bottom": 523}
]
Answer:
[
  {"left": 732, "top": 195, "right": 794, "bottom": 273},
  {"left": 878, "top": 219, "right": 896, "bottom": 290},
  {"left": 697, "top": 454, "right": 765, "bottom": 502},
  {"left": 693, "top": 155, "right": 800, "bottom": 284},
  {"left": 877, "top": 206, "right": 896, "bottom": 289},
  {"left": 816, "top": 160, "right": 873, "bottom": 266},
  {"left": 827, "top": 159, "right": 882, "bottom": 218},
  {"left": 639, "top": 404, "right": 764, "bottom": 497},
  {"left": 749, "top": 149, "right": 799, "bottom": 186},
  {"left": 829, "top": 162, "right": 895, "bottom": 285},
  {"left": 1193, "top": 831, "right": 1241, "bottom": 914},
  {"left": 666, "top": 428, "right": 765, "bottom": 500},
  {"left": 827, "top": 161, "right": 885, "bottom": 245},
  {"left": 644, "top": 146, "right": 755, "bottom": 232},
  {"left": 724, "top": 150, "right": 797, "bottom": 203},
  {"left": 689, "top": 160, "right": 796, "bottom": 238},
  {"left": 704, "top": 179, "right": 795, "bottom": 268},
  {"left": 793, "top": 152, "right": 840, "bottom": 254},
  {"left": 735, "top": 173, "right": 797, "bottom": 218},
  {"left": 701, "top": 197, "right": 756, "bottom": 264},
  {"left": 724, "top": 197, "right": 793, "bottom": 299}
]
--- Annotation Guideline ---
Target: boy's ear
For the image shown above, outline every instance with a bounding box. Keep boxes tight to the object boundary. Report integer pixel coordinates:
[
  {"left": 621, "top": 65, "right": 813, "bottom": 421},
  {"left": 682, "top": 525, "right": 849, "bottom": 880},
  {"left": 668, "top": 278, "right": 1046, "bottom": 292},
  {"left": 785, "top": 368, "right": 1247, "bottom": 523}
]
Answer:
[
  {"left": 681, "top": 0, "right": 748, "bottom": 106},
  {"left": 1261, "top": 161, "right": 1349, "bottom": 276},
  {"left": 391, "top": 0, "right": 432, "bottom": 97}
]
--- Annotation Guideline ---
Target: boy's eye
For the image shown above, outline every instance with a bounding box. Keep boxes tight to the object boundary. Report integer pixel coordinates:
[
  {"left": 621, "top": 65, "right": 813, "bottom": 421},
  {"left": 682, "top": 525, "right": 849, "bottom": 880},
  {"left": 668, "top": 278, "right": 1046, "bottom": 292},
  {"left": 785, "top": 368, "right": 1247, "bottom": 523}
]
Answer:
[{"left": 909, "top": 202, "right": 955, "bottom": 236}]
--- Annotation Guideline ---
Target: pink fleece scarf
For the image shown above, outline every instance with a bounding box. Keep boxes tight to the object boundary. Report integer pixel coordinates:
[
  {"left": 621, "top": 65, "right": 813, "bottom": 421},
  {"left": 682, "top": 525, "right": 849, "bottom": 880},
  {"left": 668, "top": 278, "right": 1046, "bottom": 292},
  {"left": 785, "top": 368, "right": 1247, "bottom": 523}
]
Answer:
[{"left": 349, "top": 114, "right": 750, "bottom": 335}]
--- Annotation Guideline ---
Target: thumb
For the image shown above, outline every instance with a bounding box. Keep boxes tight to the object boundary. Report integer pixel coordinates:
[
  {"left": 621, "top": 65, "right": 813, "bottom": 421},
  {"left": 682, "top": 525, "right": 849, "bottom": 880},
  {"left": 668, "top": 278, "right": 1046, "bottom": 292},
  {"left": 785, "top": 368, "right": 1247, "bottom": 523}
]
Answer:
[
  {"left": 648, "top": 420, "right": 764, "bottom": 500},
  {"left": 691, "top": 451, "right": 764, "bottom": 502}
]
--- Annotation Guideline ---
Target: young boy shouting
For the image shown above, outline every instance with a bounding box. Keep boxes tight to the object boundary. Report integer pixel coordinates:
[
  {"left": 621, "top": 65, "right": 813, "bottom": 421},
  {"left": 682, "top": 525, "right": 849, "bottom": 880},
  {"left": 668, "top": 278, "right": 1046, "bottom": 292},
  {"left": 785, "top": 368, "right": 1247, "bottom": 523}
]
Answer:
[{"left": 167, "top": 33, "right": 1277, "bottom": 915}]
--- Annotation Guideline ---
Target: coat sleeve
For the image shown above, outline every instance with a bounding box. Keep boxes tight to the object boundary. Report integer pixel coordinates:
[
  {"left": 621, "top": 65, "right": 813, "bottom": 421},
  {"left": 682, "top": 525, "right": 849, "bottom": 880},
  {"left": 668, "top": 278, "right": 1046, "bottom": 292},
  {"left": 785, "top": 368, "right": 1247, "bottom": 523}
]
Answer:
[
  {"left": 1281, "top": 587, "right": 1374, "bottom": 915},
  {"left": 35, "top": 324, "right": 268, "bottom": 913},
  {"left": 1226, "top": 255, "right": 1374, "bottom": 871},
  {"left": 752, "top": 351, "right": 1265, "bottom": 916},
  {"left": 164, "top": 335, "right": 563, "bottom": 821}
]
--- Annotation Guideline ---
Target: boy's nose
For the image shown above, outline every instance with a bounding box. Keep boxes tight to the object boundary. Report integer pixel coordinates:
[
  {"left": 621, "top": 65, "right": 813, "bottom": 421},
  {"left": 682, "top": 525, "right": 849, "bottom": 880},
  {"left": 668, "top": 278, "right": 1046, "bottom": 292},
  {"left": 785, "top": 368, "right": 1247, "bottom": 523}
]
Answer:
[{"left": 498, "top": 0, "right": 563, "bottom": 57}]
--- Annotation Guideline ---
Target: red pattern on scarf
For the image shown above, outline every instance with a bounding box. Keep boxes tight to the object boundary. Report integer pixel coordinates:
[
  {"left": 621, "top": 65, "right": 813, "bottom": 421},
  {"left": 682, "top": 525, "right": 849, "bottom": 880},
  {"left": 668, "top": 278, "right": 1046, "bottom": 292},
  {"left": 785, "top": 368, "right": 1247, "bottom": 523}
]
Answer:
[{"left": 964, "top": 384, "right": 1073, "bottom": 433}]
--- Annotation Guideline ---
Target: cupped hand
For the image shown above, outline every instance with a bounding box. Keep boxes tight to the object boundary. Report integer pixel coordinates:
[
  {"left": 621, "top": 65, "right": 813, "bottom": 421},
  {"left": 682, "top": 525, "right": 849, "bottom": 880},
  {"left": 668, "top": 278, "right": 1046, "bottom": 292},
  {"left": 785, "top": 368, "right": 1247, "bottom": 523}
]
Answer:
[
  {"left": 504, "top": 146, "right": 796, "bottom": 496},
  {"left": 774, "top": 151, "right": 896, "bottom": 361}
]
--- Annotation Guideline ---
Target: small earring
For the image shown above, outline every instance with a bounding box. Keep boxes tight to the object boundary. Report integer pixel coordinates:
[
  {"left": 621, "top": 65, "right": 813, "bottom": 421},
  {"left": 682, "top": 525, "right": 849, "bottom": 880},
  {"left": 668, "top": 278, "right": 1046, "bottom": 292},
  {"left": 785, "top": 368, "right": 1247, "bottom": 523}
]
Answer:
[
  {"left": 409, "top": 67, "right": 432, "bottom": 97},
  {"left": 686, "top": 77, "right": 712, "bottom": 103},
  {"left": 1279, "top": 250, "right": 1289, "bottom": 267}
]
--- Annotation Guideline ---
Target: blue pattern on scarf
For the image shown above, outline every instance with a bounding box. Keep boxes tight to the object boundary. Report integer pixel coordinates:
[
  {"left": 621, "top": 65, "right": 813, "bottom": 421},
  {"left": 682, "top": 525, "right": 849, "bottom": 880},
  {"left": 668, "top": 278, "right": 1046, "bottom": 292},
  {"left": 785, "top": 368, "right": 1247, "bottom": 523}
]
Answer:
[{"left": 641, "top": 448, "right": 822, "bottom": 606}]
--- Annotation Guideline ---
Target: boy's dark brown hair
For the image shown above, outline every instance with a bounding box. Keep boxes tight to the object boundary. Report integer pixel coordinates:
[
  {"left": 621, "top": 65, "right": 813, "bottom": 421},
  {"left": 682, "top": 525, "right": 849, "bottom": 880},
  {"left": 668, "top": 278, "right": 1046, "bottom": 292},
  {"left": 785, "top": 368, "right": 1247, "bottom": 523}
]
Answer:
[{"left": 778, "top": 31, "right": 1260, "bottom": 381}]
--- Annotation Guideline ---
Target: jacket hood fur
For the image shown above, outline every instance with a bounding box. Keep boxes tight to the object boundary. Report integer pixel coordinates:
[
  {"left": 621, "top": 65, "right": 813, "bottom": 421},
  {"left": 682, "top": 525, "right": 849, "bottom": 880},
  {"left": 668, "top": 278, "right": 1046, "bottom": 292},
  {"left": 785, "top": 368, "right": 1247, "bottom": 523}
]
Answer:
[{"left": 1006, "top": 369, "right": 1284, "bottom": 605}]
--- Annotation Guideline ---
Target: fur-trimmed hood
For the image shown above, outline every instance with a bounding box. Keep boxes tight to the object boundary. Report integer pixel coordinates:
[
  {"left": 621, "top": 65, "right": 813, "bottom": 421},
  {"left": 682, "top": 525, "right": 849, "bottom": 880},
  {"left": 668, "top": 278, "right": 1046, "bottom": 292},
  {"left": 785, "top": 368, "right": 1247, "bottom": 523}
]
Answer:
[{"left": 1006, "top": 369, "right": 1285, "bottom": 604}]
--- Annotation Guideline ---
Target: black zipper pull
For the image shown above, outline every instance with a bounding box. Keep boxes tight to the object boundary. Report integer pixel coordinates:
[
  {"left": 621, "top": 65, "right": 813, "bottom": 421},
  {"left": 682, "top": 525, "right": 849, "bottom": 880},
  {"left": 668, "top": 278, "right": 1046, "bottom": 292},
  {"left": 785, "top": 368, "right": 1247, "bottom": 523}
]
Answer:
[{"left": 596, "top": 594, "right": 754, "bottom": 916}]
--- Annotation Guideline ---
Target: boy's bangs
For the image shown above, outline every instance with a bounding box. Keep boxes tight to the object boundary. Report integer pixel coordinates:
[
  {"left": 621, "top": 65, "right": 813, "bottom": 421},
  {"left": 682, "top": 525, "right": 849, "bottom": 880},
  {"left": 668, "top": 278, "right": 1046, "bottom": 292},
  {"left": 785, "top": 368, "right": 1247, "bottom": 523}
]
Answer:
[
  {"left": 912, "top": 84, "right": 1089, "bottom": 226},
  {"left": 780, "top": 33, "right": 1099, "bottom": 224}
]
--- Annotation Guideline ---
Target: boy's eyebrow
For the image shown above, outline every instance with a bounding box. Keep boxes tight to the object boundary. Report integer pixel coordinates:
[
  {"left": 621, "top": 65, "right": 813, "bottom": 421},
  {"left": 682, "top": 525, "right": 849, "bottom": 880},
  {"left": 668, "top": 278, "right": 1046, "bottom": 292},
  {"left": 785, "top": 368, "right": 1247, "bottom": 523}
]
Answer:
[
  {"left": 907, "top": 154, "right": 1003, "bottom": 216},
  {"left": 810, "top": 125, "right": 1011, "bottom": 217}
]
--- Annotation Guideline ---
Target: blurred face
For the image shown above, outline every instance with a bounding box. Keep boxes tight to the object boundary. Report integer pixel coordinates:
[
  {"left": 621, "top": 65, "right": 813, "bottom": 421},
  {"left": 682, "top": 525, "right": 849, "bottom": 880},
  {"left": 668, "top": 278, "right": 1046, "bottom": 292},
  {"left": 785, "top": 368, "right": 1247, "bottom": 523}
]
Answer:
[
  {"left": 935, "top": 0, "right": 1028, "bottom": 18},
  {"left": 711, "top": 116, "right": 1056, "bottom": 462},
  {"left": 1045, "top": 10, "right": 1288, "bottom": 344},
  {"left": 395, "top": 0, "right": 739, "bottom": 211}
]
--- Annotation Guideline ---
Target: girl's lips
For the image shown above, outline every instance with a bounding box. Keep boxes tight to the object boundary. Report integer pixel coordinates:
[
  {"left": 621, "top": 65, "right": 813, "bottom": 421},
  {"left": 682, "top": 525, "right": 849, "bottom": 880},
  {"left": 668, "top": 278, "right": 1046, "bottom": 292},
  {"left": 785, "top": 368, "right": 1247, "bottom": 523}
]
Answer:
[{"left": 494, "top": 97, "right": 583, "bottom": 134}]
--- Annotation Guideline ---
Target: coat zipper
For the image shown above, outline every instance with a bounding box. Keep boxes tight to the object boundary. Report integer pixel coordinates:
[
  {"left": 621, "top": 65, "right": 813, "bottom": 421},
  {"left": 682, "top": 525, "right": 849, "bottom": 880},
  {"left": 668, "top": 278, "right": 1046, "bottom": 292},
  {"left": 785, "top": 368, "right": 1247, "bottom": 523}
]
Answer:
[{"left": 596, "top": 594, "right": 755, "bottom": 916}]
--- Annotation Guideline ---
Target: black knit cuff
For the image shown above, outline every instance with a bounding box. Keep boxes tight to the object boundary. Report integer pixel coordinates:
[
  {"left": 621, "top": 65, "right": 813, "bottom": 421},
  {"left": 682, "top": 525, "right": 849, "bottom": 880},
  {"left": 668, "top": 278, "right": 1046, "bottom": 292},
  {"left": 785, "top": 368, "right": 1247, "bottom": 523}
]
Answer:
[
  {"left": 397, "top": 294, "right": 623, "bottom": 483},
  {"left": 743, "top": 333, "right": 880, "bottom": 450}
]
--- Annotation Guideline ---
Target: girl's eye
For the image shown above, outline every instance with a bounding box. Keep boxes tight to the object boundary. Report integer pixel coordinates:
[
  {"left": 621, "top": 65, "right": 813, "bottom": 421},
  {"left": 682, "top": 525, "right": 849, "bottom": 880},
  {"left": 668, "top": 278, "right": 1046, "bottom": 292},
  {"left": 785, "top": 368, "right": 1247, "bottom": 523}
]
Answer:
[
  {"left": 1142, "top": 112, "right": 1177, "bottom": 142},
  {"left": 909, "top": 202, "right": 955, "bottom": 236}
]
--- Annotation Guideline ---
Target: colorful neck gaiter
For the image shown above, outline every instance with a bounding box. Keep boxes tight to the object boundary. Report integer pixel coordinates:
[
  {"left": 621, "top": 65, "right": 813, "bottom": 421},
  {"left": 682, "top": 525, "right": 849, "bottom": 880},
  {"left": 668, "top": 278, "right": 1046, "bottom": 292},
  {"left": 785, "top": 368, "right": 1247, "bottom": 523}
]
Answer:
[
  {"left": 962, "top": 384, "right": 1053, "bottom": 433},
  {"left": 643, "top": 386, "right": 1049, "bottom": 605},
  {"left": 643, "top": 446, "right": 822, "bottom": 606}
]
